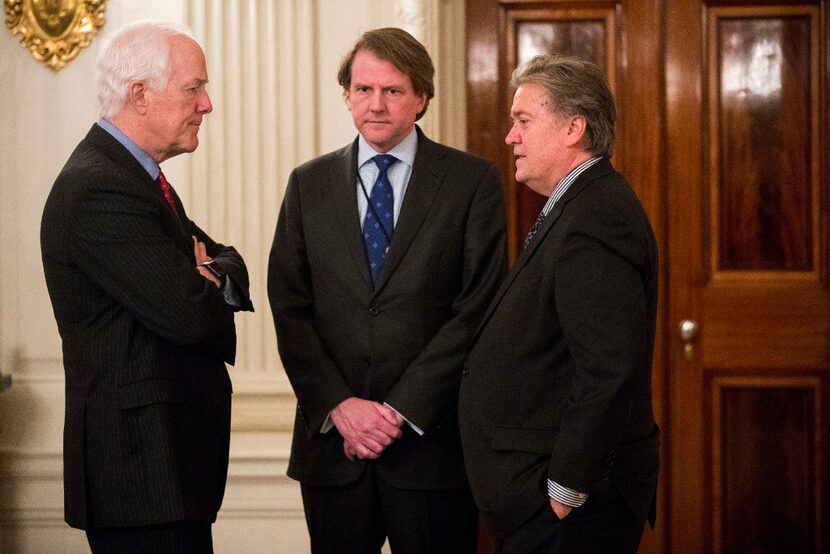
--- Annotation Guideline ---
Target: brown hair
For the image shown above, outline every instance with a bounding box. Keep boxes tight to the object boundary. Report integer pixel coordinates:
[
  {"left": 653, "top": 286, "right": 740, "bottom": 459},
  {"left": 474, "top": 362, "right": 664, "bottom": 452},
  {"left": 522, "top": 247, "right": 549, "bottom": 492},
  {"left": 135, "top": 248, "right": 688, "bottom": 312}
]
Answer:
[{"left": 337, "top": 27, "right": 434, "bottom": 121}]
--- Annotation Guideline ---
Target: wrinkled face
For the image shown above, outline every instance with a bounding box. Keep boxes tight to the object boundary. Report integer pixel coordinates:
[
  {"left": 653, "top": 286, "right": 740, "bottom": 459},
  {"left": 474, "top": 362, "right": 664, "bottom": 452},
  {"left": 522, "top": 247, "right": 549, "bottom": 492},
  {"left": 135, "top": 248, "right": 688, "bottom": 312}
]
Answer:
[
  {"left": 145, "top": 36, "right": 212, "bottom": 163},
  {"left": 345, "top": 49, "right": 426, "bottom": 153},
  {"left": 505, "top": 83, "right": 581, "bottom": 197}
]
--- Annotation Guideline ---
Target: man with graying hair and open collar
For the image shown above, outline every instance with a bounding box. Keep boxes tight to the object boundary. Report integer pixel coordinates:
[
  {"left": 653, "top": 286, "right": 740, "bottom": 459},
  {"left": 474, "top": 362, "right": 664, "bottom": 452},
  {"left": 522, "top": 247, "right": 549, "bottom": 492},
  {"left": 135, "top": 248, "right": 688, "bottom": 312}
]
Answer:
[
  {"left": 41, "top": 19, "right": 253, "bottom": 553},
  {"left": 459, "top": 54, "right": 660, "bottom": 553}
]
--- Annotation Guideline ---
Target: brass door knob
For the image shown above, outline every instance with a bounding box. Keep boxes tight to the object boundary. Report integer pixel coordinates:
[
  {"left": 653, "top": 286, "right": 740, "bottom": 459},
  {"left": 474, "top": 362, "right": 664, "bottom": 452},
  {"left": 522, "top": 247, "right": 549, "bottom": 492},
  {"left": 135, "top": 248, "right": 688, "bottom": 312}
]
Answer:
[{"left": 679, "top": 319, "right": 699, "bottom": 360}]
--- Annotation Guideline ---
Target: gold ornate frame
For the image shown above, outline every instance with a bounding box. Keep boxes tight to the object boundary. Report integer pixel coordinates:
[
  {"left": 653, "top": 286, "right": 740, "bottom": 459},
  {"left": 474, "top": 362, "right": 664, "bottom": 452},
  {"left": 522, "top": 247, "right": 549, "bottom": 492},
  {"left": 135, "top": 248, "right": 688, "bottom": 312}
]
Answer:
[{"left": 4, "top": 0, "right": 106, "bottom": 72}]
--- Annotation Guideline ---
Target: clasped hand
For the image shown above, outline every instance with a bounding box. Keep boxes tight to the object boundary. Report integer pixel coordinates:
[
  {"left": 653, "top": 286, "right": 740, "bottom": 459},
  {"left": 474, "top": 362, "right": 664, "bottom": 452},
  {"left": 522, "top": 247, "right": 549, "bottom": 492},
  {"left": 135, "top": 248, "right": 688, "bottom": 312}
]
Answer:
[{"left": 331, "top": 397, "right": 403, "bottom": 461}]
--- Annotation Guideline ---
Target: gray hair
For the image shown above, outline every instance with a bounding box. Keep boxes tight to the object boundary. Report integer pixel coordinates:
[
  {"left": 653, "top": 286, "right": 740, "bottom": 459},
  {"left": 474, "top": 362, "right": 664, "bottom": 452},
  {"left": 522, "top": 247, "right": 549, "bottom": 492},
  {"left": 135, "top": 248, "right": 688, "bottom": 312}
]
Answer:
[
  {"left": 96, "top": 20, "right": 195, "bottom": 119},
  {"left": 511, "top": 54, "right": 616, "bottom": 157}
]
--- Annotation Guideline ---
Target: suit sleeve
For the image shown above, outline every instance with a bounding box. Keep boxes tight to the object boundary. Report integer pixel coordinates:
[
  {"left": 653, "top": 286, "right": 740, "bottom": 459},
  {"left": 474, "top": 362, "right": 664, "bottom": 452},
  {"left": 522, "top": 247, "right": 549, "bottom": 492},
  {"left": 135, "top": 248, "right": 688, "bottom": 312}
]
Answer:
[
  {"left": 190, "top": 221, "right": 255, "bottom": 312},
  {"left": 267, "top": 170, "right": 355, "bottom": 435},
  {"left": 384, "top": 163, "right": 508, "bottom": 433},
  {"left": 67, "top": 174, "right": 239, "bottom": 356},
  {"left": 548, "top": 200, "right": 651, "bottom": 490}
]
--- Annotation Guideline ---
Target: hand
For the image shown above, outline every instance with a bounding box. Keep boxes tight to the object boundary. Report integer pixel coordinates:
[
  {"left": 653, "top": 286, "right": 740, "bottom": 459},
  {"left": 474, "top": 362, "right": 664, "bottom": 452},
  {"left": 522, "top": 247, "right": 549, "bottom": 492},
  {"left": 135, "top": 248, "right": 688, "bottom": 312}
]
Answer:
[
  {"left": 342, "top": 438, "right": 359, "bottom": 462},
  {"left": 193, "top": 236, "right": 221, "bottom": 288},
  {"left": 331, "top": 398, "right": 403, "bottom": 460},
  {"left": 550, "top": 498, "right": 572, "bottom": 520}
]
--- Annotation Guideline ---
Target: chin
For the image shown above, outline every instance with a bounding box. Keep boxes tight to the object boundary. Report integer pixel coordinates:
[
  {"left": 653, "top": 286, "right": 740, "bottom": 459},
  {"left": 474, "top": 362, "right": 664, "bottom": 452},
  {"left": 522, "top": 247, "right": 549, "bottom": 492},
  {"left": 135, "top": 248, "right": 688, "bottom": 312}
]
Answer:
[
  {"left": 364, "top": 130, "right": 391, "bottom": 143},
  {"left": 181, "top": 139, "right": 199, "bottom": 153}
]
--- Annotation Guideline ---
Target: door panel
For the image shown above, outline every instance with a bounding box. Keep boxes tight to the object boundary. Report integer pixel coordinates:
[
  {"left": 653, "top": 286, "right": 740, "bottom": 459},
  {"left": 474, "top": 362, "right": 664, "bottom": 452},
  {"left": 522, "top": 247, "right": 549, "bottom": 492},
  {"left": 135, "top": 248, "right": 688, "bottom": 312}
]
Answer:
[{"left": 505, "top": 7, "right": 617, "bottom": 260}]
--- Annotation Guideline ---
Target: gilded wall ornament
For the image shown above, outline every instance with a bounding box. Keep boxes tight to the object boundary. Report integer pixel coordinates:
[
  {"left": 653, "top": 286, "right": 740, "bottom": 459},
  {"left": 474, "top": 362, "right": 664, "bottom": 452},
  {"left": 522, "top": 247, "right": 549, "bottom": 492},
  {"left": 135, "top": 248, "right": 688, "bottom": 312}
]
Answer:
[{"left": 4, "top": 0, "right": 106, "bottom": 72}]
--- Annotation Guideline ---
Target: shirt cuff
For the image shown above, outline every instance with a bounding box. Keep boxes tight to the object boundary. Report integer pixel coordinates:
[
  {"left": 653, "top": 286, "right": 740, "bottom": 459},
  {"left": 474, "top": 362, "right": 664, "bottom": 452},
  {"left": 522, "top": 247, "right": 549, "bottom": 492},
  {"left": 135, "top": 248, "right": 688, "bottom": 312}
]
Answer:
[
  {"left": 383, "top": 402, "right": 424, "bottom": 436},
  {"left": 222, "top": 275, "right": 243, "bottom": 308},
  {"left": 548, "top": 479, "right": 588, "bottom": 508},
  {"left": 320, "top": 412, "right": 334, "bottom": 434}
]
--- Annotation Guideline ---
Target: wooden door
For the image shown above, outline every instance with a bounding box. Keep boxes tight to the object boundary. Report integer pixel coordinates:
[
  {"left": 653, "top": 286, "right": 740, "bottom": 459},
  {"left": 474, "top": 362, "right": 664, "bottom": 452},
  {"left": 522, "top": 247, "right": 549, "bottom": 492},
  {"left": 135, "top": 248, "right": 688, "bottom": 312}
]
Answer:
[
  {"left": 666, "top": 1, "right": 829, "bottom": 552},
  {"left": 467, "top": 0, "right": 830, "bottom": 552}
]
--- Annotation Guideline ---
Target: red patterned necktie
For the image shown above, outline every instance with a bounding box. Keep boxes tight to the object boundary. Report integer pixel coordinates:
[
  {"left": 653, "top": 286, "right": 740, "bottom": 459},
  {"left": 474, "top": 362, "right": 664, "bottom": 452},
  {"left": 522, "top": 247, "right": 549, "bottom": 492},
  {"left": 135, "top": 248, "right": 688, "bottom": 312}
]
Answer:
[{"left": 157, "top": 170, "right": 177, "bottom": 214}]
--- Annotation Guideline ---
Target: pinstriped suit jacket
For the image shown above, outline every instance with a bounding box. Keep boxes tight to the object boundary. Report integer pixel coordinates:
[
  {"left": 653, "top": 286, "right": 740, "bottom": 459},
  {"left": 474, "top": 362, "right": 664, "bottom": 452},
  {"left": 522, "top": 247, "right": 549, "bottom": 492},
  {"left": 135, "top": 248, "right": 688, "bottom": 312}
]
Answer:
[{"left": 41, "top": 124, "right": 253, "bottom": 529}]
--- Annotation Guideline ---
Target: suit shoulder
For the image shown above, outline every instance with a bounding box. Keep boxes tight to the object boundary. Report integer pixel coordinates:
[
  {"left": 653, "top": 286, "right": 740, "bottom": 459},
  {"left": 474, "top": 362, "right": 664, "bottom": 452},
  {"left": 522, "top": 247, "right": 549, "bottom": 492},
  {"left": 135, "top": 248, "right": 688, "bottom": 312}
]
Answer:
[
  {"left": 291, "top": 143, "right": 351, "bottom": 179},
  {"left": 429, "top": 141, "right": 497, "bottom": 173},
  {"left": 586, "top": 170, "right": 645, "bottom": 212}
]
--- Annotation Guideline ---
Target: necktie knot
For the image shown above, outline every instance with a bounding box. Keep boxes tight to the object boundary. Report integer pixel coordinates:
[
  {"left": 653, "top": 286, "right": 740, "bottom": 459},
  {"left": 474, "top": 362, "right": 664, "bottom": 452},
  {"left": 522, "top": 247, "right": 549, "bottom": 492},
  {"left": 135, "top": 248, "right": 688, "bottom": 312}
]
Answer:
[{"left": 373, "top": 154, "right": 397, "bottom": 174}]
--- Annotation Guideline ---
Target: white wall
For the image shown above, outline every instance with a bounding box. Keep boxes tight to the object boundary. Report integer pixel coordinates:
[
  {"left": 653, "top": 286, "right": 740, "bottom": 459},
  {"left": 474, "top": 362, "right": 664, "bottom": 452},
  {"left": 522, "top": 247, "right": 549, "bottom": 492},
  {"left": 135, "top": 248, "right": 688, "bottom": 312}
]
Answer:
[{"left": 0, "top": 1, "right": 465, "bottom": 552}]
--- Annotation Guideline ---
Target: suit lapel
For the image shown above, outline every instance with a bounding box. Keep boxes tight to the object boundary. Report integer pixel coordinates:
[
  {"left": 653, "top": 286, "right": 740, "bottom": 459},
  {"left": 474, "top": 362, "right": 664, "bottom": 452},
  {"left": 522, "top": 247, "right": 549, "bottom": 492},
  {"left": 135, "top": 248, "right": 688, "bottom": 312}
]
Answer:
[
  {"left": 86, "top": 124, "right": 193, "bottom": 254},
  {"left": 330, "top": 140, "right": 374, "bottom": 288},
  {"left": 470, "top": 158, "right": 615, "bottom": 344},
  {"left": 373, "top": 129, "right": 445, "bottom": 291}
]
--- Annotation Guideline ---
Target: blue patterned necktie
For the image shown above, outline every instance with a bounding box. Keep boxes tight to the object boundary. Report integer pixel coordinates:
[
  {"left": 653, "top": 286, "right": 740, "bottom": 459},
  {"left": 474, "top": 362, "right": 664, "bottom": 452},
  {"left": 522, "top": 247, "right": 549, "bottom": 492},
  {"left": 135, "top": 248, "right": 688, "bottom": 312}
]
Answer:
[
  {"left": 363, "top": 154, "right": 398, "bottom": 284},
  {"left": 523, "top": 210, "right": 546, "bottom": 250}
]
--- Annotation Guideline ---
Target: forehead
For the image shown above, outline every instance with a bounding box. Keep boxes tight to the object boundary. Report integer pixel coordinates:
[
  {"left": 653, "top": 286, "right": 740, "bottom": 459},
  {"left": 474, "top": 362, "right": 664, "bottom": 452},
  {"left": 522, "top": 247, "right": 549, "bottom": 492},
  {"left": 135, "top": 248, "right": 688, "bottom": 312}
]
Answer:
[
  {"left": 168, "top": 36, "right": 208, "bottom": 81},
  {"left": 511, "top": 83, "right": 553, "bottom": 114},
  {"left": 350, "top": 49, "right": 412, "bottom": 86}
]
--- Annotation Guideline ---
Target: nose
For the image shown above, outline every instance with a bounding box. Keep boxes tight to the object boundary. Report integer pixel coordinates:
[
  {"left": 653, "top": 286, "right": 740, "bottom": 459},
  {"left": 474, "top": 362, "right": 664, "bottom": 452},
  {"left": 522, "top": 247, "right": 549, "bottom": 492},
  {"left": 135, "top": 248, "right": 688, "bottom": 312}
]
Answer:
[
  {"left": 199, "top": 90, "right": 213, "bottom": 114},
  {"left": 369, "top": 90, "right": 385, "bottom": 113},
  {"left": 505, "top": 123, "right": 520, "bottom": 145}
]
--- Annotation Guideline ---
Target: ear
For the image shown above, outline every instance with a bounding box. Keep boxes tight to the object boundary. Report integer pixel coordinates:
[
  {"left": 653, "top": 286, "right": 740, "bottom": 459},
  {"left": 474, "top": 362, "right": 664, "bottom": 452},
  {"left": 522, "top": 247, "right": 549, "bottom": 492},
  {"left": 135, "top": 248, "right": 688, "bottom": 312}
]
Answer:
[
  {"left": 342, "top": 89, "right": 351, "bottom": 111},
  {"left": 565, "top": 115, "right": 587, "bottom": 147},
  {"left": 415, "top": 93, "right": 427, "bottom": 114},
  {"left": 127, "top": 81, "right": 149, "bottom": 114}
]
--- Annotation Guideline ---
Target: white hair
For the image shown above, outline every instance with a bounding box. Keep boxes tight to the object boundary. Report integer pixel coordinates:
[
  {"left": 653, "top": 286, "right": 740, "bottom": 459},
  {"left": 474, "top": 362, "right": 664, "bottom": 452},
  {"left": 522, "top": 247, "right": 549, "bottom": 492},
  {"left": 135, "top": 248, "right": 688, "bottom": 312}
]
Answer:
[{"left": 96, "top": 20, "right": 195, "bottom": 119}]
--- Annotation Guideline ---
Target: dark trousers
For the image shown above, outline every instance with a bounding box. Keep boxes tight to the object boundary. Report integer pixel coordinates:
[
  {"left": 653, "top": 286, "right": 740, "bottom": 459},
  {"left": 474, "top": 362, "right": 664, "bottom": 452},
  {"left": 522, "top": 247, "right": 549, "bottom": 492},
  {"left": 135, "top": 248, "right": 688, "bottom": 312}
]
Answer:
[
  {"left": 498, "top": 488, "right": 644, "bottom": 554},
  {"left": 300, "top": 464, "right": 478, "bottom": 554},
  {"left": 85, "top": 520, "right": 213, "bottom": 554}
]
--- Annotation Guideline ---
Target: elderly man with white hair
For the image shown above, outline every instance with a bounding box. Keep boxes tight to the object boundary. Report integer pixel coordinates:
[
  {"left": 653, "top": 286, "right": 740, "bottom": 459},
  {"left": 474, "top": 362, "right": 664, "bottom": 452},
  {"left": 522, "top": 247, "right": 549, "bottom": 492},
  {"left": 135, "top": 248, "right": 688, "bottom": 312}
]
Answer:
[{"left": 41, "top": 20, "right": 253, "bottom": 553}]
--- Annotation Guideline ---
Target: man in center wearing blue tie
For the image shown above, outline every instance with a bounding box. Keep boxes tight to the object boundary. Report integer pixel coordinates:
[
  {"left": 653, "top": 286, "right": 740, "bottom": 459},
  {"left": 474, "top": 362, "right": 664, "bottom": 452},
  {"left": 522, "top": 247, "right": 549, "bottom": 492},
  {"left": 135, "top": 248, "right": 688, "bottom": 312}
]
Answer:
[{"left": 267, "top": 27, "right": 507, "bottom": 553}]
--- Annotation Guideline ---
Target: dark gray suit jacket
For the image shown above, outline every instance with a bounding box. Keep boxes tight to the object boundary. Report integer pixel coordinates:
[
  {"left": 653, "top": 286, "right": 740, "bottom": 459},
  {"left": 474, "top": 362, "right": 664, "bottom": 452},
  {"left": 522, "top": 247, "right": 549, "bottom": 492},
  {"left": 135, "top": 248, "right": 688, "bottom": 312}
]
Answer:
[
  {"left": 459, "top": 158, "right": 659, "bottom": 539},
  {"left": 268, "top": 127, "right": 507, "bottom": 490},
  {"left": 41, "top": 124, "right": 253, "bottom": 529}
]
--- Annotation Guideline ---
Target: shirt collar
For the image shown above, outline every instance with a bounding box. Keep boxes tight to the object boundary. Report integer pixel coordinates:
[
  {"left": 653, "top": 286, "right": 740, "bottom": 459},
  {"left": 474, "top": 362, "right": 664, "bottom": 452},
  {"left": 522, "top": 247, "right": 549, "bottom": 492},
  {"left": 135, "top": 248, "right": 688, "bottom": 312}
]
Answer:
[
  {"left": 97, "top": 118, "right": 160, "bottom": 180},
  {"left": 357, "top": 126, "right": 418, "bottom": 169},
  {"left": 541, "top": 156, "right": 603, "bottom": 216}
]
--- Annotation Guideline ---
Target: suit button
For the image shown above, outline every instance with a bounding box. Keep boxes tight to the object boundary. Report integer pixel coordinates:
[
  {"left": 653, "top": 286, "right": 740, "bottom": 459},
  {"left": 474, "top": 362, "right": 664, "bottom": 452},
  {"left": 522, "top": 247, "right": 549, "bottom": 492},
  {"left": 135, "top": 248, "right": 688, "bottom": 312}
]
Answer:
[
  {"left": 368, "top": 307, "right": 379, "bottom": 316},
  {"left": 462, "top": 367, "right": 469, "bottom": 376},
  {"left": 364, "top": 356, "right": 372, "bottom": 367}
]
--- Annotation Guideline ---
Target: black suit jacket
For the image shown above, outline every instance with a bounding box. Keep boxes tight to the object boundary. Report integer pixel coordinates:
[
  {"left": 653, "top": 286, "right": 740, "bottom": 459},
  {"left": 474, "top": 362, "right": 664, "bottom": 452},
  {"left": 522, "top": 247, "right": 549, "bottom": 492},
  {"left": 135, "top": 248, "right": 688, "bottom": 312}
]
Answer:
[
  {"left": 41, "top": 124, "right": 253, "bottom": 529},
  {"left": 458, "top": 158, "right": 659, "bottom": 539},
  {"left": 267, "top": 127, "right": 507, "bottom": 490}
]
